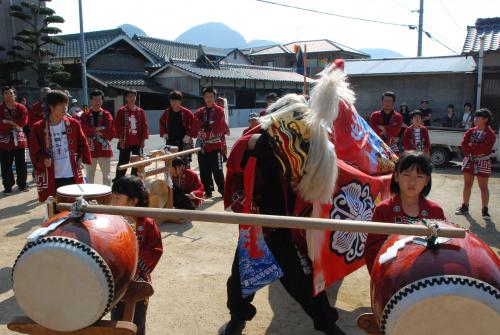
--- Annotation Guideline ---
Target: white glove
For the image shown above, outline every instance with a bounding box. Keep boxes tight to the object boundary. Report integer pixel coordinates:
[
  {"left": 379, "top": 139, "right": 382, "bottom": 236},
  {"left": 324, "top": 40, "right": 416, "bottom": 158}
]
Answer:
[{"left": 182, "top": 135, "right": 190, "bottom": 143}]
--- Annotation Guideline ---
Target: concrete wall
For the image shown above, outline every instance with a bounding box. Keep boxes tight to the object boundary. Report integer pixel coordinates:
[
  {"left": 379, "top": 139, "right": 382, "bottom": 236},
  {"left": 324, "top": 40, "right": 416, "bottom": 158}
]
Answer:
[{"left": 348, "top": 73, "right": 477, "bottom": 123}]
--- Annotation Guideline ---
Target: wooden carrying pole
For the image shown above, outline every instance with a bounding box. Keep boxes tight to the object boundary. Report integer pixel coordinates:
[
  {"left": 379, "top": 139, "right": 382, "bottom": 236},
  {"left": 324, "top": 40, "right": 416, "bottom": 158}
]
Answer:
[
  {"left": 55, "top": 203, "right": 465, "bottom": 238},
  {"left": 118, "top": 148, "right": 201, "bottom": 170}
]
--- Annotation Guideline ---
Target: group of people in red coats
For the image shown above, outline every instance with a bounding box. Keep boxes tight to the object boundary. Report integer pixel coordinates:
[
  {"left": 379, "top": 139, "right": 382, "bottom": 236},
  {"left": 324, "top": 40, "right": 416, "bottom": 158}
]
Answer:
[{"left": 369, "top": 91, "right": 495, "bottom": 219}]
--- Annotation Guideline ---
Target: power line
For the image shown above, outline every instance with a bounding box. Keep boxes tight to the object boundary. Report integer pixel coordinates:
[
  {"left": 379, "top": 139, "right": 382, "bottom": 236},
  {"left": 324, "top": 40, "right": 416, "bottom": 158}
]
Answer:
[
  {"left": 386, "top": 0, "right": 413, "bottom": 13},
  {"left": 256, "top": 0, "right": 459, "bottom": 55},
  {"left": 256, "top": 0, "right": 413, "bottom": 28},
  {"left": 422, "top": 29, "right": 459, "bottom": 54},
  {"left": 439, "top": 0, "right": 466, "bottom": 33}
]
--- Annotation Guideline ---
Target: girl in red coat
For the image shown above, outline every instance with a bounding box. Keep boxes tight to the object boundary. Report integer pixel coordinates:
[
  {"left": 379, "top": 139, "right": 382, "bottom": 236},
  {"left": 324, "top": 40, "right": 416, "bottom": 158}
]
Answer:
[
  {"left": 111, "top": 175, "right": 163, "bottom": 335},
  {"left": 169, "top": 157, "right": 204, "bottom": 209},
  {"left": 455, "top": 108, "right": 496, "bottom": 220},
  {"left": 29, "top": 91, "right": 91, "bottom": 202},
  {"left": 364, "top": 151, "right": 446, "bottom": 272},
  {"left": 403, "top": 110, "right": 431, "bottom": 158}
]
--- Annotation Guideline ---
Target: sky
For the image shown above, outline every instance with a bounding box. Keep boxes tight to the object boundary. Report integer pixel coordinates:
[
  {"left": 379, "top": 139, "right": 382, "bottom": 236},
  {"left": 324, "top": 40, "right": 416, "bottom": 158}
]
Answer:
[{"left": 49, "top": 0, "right": 499, "bottom": 57}]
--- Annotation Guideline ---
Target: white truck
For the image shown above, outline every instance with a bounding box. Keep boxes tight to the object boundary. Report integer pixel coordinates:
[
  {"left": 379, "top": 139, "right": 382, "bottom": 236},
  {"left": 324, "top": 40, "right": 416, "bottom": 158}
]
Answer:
[{"left": 428, "top": 126, "right": 500, "bottom": 167}]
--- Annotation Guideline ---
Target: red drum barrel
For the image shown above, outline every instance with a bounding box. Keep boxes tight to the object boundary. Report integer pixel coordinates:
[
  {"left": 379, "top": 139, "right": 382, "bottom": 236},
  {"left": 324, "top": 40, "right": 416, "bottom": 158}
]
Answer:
[
  {"left": 12, "top": 212, "right": 138, "bottom": 332},
  {"left": 370, "top": 221, "right": 500, "bottom": 334},
  {"left": 56, "top": 184, "right": 112, "bottom": 205}
]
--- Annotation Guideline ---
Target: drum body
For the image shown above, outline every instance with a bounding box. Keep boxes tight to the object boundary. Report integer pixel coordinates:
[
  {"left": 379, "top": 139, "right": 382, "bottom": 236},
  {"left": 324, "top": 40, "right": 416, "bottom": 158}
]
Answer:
[
  {"left": 370, "top": 223, "right": 500, "bottom": 335},
  {"left": 12, "top": 212, "right": 138, "bottom": 331},
  {"left": 145, "top": 176, "right": 170, "bottom": 208},
  {"left": 56, "top": 183, "right": 112, "bottom": 205}
]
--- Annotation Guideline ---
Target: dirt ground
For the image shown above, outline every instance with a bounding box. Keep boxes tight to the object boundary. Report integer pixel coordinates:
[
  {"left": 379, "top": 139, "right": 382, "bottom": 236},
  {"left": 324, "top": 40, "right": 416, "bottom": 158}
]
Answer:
[{"left": 0, "top": 142, "right": 498, "bottom": 334}]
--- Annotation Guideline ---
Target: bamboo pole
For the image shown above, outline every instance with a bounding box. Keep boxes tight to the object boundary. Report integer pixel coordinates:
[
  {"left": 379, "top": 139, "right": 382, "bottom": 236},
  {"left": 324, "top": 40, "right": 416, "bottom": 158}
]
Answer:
[
  {"left": 55, "top": 203, "right": 465, "bottom": 238},
  {"left": 118, "top": 148, "right": 201, "bottom": 170}
]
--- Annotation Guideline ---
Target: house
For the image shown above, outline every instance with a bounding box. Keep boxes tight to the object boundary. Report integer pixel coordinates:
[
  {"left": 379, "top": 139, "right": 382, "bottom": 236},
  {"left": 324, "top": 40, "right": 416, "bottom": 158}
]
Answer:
[
  {"left": 344, "top": 56, "right": 477, "bottom": 121},
  {"left": 45, "top": 28, "right": 310, "bottom": 130},
  {"left": 463, "top": 17, "right": 500, "bottom": 126},
  {"left": 245, "top": 39, "right": 369, "bottom": 77}
]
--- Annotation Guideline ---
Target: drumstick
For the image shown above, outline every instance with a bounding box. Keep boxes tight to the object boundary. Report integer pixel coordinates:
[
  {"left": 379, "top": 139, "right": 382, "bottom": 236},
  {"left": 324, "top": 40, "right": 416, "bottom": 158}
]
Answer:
[
  {"left": 118, "top": 148, "right": 201, "bottom": 170},
  {"left": 55, "top": 203, "right": 466, "bottom": 238}
]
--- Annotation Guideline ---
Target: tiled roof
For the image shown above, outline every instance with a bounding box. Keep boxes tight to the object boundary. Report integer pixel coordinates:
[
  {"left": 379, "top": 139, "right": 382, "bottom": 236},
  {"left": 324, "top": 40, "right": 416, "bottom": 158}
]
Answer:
[
  {"left": 87, "top": 70, "right": 148, "bottom": 86},
  {"left": 133, "top": 36, "right": 199, "bottom": 62},
  {"left": 249, "top": 39, "right": 368, "bottom": 57},
  {"left": 49, "top": 28, "right": 125, "bottom": 59},
  {"left": 462, "top": 17, "right": 500, "bottom": 54},
  {"left": 166, "top": 59, "right": 310, "bottom": 83},
  {"left": 344, "top": 56, "right": 476, "bottom": 76}
]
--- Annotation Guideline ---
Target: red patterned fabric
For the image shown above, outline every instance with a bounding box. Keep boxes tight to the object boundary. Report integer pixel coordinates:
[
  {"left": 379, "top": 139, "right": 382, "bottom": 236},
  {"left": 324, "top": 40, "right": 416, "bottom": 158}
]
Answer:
[
  {"left": 134, "top": 217, "right": 163, "bottom": 283},
  {"left": 28, "top": 100, "right": 44, "bottom": 128},
  {"left": 0, "top": 102, "right": 28, "bottom": 149},
  {"left": 80, "top": 108, "right": 115, "bottom": 158},
  {"left": 191, "top": 104, "right": 228, "bottom": 152},
  {"left": 403, "top": 125, "right": 431, "bottom": 152},
  {"left": 461, "top": 126, "right": 495, "bottom": 177},
  {"left": 29, "top": 117, "right": 91, "bottom": 202},
  {"left": 114, "top": 105, "right": 149, "bottom": 147},
  {"left": 364, "top": 195, "right": 446, "bottom": 273}
]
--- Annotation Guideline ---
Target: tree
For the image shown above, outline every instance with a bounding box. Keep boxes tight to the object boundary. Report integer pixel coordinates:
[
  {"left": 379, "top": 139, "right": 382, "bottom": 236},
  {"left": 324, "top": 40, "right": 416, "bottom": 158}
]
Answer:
[
  {"left": 0, "top": 46, "right": 29, "bottom": 86},
  {"left": 7, "top": 0, "right": 70, "bottom": 87}
]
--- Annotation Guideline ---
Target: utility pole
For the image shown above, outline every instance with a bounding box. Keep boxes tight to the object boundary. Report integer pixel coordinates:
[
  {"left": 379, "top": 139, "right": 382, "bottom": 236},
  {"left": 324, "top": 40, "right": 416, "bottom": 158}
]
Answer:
[
  {"left": 476, "top": 34, "right": 485, "bottom": 110},
  {"left": 417, "top": 0, "right": 424, "bottom": 57},
  {"left": 78, "top": 0, "right": 88, "bottom": 106}
]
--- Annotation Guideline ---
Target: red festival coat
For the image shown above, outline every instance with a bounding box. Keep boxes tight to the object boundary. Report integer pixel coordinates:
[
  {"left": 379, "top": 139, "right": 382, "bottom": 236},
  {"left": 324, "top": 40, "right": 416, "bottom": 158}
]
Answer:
[
  {"left": 29, "top": 117, "right": 91, "bottom": 202},
  {"left": 403, "top": 125, "right": 431, "bottom": 152},
  {"left": 159, "top": 106, "right": 194, "bottom": 138},
  {"left": 461, "top": 126, "right": 496, "bottom": 157},
  {"left": 191, "top": 104, "right": 228, "bottom": 152},
  {"left": 114, "top": 105, "right": 149, "bottom": 147},
  {"left": 369, "top": 110, "right": 403, "bottom": 145},
  {"left": 172, "top": 169, "right": 204, "bottom": 207},
  {"left": 135, "top": 217, "right": 163, "bottom": 283},
  {"left": 80, "top": 108, "right": 115, "bottom": 158},
  {"left": 29, "top": 100, "right": 44, "bottom": 128},
  {"left": 0, "top": 102, "right": 28, "bottom": 150},
  {"left": 364, "top": 194, "right": 446, "bottom": 272}
]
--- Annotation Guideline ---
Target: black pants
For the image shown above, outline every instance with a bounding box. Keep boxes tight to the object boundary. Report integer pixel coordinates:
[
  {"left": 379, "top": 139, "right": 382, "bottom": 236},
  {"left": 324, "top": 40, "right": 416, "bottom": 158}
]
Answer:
[
  {"left": 173, "top": 187, "right": 195, "bottom": 210},
  {"left": 0, "top": 148, "right": 27, "bottom": 190},
  {"left": 226, "top": 229, "right": 339, "bottom": 333},
  {"left": 197, "top": 150, "right": 224, "bottom": 195},
  {"left": 55, "top": 177, "right": 75, "bottom": 189},
  {"left": 111, "top": 300, "right": 148, "bottom": 335},
  {"left": 116, "top": 145, "right": 141, "bottom": 179}
]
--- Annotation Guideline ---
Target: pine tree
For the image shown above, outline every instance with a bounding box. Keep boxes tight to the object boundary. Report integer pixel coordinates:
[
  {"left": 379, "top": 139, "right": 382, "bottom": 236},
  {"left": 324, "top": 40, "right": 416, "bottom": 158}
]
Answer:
[{"left": 7, "top": 0, "right": 70, "bottom": 87}]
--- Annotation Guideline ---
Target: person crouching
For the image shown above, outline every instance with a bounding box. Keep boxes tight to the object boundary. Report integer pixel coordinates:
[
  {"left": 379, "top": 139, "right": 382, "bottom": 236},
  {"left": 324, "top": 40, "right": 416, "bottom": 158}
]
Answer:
[{"left": 169, "top": 157, "right": 204, "bottom": 210}]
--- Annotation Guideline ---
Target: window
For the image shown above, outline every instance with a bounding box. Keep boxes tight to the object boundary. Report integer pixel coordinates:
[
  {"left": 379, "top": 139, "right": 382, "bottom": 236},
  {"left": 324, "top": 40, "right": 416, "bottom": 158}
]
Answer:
[
  {"left": 218, "top": 92, "right": 236, "bottom": 107},
  {"left": 261, "top": 60, "right": 275, "bottom": 67}
]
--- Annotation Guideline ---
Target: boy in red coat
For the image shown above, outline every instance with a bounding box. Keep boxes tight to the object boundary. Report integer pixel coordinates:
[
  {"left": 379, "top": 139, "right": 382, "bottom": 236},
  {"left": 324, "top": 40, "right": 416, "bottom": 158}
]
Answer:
[
  {"left": 191, "top": 87, "right": 227, "bottom": 197},
  {"left": 80, "top": 90, "right": 115, "bottom": 185},
  {"left": 29, "top": 91, "right": 91, "bottom": 202},
  {"left": 455, "top": 108, "right": 496, "bottom": 219},
  {"left": 114, "top": 89, "right": 149, "bottom": 179},
  {"left": 110, "top": 176, "right": 163, "bottom": 335},
  {"left": 0, "top": 86, "right": 28, "bottom": 193},
  {"left": 169, "top": 158, "right": 204, "bottom": 209},
  {"left": 159, "top": 90, "right": 194, "bottom": 167},
  {"left": 369, "top": 91, "right": 402, "bottom": 154},
  {"left": 403, "top": 110, "right": 430, "bottom": 158}
]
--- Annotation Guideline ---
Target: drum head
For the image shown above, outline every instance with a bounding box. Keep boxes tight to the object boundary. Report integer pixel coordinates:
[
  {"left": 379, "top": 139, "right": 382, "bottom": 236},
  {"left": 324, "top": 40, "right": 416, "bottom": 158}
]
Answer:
[
  {"left": 56, "top": 184, "right": 111, "bottom": 197},
  {"left": 12, "top": 237, "right": 114, "bottom": 332},
  {"left": 382, "top": 275, "right": 500, "bottom": 335}
]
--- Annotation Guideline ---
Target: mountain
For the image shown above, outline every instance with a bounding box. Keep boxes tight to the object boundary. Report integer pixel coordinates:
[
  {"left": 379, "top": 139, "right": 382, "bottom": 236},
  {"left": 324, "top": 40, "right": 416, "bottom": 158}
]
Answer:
[
  {"left": 360, "top": 48, "right": 403, "bottom": 59},
  {"left": 118, "top": 24, "right": 147, "bottom": 37},
  {"left": 176, "top": 22, "right": 246, "bottom": 48},
  {"left": 245, "top": 39, "right": 279, "bottom": 48}
]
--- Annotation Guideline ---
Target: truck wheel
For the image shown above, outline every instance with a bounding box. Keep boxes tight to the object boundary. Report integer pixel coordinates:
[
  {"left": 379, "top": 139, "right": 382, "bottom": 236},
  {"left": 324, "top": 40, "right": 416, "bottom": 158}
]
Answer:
[{"left": 431, "top": 147, "right": 450, "bottom": 168}]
